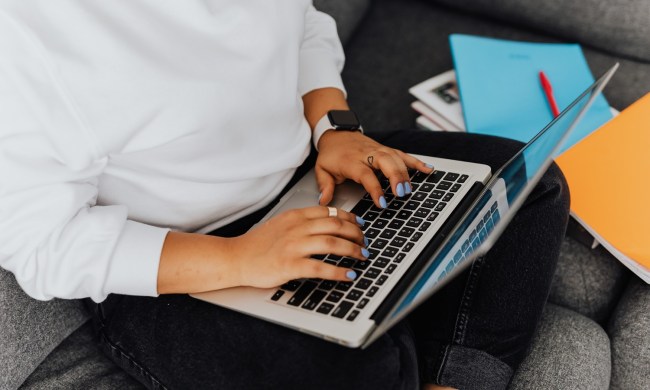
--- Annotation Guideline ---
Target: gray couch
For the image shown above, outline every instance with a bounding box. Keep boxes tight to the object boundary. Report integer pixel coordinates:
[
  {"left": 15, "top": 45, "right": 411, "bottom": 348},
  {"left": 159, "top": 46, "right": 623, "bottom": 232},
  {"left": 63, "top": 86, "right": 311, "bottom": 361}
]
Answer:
[{"left": 2, "top": 0, "right": 649, "bottom": 389}]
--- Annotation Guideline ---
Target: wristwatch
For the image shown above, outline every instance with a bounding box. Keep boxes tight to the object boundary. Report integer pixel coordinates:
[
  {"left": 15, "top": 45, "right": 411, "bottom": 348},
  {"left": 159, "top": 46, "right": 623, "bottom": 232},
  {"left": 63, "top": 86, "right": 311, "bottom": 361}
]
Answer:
[{"left": 312, "top": 110, "right": 364, "bottom": 150}]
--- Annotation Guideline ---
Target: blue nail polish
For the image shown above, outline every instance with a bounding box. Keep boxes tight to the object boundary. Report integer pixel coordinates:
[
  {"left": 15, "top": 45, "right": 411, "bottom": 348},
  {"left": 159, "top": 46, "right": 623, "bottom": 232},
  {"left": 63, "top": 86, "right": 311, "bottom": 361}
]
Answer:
[
  {"left": 356, "top": 216, "right": 365, "bottom": 226},
  {"left": 396, "top": 183, "right": 405, "bottom": 197},
  {"left": 405, "top": 182, "right": 412, "bottom": 194},
  {"left": 379, "top": 196, "right": 387, "bottom": 209},
  {"left": 425, "top": 163, "right": 434, "bottom": 169},
  {"left": 363, "top": 236, "right": 369, "bottom": 247},
  {"left": 346, "top": 270, "right": 357, "bottom": 280},
  {"left": 362, "top": 248, "right": 370, "bottom": 258}
]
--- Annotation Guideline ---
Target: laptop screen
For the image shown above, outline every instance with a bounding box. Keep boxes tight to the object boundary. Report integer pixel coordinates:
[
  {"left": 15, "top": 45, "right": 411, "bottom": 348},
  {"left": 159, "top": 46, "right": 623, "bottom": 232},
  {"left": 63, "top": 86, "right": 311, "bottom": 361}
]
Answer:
[{"left": 384, "top": 65, "right": 617, "bottom": 324}]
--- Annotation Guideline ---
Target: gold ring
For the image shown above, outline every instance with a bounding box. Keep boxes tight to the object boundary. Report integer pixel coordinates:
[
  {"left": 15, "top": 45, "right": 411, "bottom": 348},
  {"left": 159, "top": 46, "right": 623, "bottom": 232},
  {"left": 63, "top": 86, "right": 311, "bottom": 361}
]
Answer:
[{"left": 327, "top": 207, "right": 338, "bottom": 217}]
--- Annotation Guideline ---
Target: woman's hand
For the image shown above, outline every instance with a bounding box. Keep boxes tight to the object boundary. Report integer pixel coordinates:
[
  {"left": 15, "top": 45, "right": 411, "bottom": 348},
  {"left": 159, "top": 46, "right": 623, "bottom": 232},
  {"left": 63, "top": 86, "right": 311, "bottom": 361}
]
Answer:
[
  {"left": 228, "top": 206, "right": 368, "bottom": 288},
  {"left": 316, "top": 131, "right": 434, "bottom": 208}
]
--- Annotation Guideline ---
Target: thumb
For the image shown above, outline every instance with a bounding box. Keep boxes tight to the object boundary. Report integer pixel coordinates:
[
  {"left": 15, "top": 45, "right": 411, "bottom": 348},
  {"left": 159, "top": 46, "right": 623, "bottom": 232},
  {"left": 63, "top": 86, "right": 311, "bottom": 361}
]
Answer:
[{"left": 315, "top": 166, "right": 336, "bottom": 206}]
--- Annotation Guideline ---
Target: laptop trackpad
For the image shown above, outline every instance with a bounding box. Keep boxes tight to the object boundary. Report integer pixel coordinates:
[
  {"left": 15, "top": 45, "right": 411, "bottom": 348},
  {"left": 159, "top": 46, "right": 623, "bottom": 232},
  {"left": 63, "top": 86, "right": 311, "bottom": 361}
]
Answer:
[{"left": 270, "top": 190, "right": 348, "bottom": 218}]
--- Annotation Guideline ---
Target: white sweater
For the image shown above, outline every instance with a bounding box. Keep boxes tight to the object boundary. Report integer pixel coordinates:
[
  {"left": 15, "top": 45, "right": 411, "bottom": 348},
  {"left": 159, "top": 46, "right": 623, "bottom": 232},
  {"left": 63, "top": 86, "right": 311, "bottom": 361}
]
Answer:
[{"left": 0, "top": 1, "right": 345, "bottom": 302}]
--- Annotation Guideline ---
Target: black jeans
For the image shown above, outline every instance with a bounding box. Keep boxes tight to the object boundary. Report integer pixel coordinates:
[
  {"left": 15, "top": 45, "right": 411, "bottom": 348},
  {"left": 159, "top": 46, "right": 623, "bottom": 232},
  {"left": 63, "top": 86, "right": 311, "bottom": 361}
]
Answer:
[{"left": 86, "top": 130, "right": 570, "bottom": 390}]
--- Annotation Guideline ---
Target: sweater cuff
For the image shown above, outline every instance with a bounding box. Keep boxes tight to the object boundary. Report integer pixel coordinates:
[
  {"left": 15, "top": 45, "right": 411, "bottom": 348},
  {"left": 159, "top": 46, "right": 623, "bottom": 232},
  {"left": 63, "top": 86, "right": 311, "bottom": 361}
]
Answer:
[
  {"left": 103, "top": 220, "right": 170, "bottom": 298},
  {"left": 298, "top": 52, "right": 347, "bottom": 97}
]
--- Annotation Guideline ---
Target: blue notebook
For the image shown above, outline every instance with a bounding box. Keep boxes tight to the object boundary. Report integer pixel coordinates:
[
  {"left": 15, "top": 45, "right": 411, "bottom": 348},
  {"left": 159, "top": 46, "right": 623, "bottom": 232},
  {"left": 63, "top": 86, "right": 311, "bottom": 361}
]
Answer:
[{"left": 449, "top": 34, "right": 612, "bottom": 155}]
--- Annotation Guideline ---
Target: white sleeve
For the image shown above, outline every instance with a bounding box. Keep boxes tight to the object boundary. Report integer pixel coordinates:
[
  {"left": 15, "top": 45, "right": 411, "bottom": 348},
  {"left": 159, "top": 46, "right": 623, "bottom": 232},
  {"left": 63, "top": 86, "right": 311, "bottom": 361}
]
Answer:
[
  {"left": 297, "top": 5, "right": 347, "bottom": 97},
  {"left": 0, "top": 12, "right": 169, "bottom": 302}
]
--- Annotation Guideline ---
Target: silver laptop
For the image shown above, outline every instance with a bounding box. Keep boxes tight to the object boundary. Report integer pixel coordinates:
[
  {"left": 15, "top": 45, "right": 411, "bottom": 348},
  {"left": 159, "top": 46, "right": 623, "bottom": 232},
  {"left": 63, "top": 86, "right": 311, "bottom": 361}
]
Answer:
[{"left": 192, "top": 65, "right": 617, "bottom": 348}]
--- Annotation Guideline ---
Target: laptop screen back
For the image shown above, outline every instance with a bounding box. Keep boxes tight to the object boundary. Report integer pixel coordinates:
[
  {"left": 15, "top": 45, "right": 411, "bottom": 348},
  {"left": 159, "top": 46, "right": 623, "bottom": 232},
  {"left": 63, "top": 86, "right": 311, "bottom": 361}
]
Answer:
[{"left": 381, "top": 65, "right": 617, "bottom": 327}]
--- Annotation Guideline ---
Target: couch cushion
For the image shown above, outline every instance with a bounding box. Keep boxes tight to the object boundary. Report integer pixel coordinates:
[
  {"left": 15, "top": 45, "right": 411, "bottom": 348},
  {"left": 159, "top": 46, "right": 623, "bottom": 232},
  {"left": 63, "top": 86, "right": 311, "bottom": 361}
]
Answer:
[
  {"left": 430, "top": 0, "right": 650, "bottom": 63},
  {"left": 0, "top": 269, "right": 89, "bottom": 390},
  {"left": 341, "top": 0, "right": 650, "bottom": 134},
  {"left": 608, "top": 277, "right": 650, "bottom": 390},
  {"left": 313, "top": 0, "right": 372, "bottom": 45},
  {"left": 20, "top": 321, "right": 143, "bottom": 390},
  {"left": 509, "top": 304, "right": 611, "bottom": 390}
]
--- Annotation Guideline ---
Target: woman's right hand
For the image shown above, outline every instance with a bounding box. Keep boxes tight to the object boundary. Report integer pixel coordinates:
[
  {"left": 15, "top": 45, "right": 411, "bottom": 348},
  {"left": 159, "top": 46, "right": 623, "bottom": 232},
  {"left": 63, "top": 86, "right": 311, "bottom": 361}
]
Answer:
[{"left": 228, "top": 206, "right": 369, "bottom": 289}]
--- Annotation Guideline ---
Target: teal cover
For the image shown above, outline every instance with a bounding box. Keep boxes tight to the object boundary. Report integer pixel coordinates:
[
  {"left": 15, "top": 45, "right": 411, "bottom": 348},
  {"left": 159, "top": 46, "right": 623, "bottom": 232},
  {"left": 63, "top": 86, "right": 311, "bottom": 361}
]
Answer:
[{"left": 450, "top": 34, "right": 612, "bottom": 154}]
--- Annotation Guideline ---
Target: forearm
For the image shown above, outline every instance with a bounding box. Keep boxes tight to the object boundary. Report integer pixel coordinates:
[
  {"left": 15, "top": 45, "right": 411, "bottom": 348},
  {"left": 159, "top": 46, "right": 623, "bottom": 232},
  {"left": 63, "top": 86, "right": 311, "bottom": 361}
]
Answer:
[
  {"left": 157, "top": 231, "right": 240, "bottom": 294},
  {"left": 302, "top": 87, "right": 349, "bottom": 130}
]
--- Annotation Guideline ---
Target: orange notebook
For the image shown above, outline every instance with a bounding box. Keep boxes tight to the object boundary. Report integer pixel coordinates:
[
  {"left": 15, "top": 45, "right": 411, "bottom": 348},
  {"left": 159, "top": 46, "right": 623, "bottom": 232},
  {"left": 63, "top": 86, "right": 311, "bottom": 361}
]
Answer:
[{"left": 556, "top": 93, "right": 650, "bottom": 282}]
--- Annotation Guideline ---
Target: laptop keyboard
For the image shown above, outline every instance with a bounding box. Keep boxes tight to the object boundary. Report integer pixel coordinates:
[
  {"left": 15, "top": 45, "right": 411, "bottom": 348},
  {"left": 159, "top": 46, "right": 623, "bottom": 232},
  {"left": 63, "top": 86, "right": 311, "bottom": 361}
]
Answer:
[{"left": 270, "top": 169, "right": 470, "bottom": 322}]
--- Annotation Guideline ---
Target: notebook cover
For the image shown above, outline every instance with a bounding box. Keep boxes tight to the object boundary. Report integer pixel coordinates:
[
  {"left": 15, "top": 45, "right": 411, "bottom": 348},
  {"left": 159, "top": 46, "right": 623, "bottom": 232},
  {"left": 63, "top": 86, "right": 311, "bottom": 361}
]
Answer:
[
  {"left": 450, "top": 34, "right": 613, "bottom": 155},
  {"left": 555, "top": 93, "right": 650, "bottom": 268}
]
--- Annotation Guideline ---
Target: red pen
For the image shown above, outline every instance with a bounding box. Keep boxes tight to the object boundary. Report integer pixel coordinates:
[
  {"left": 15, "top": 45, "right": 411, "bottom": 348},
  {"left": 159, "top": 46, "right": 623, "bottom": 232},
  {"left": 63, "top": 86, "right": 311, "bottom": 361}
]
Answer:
[{"left": 539, "top": 71, "right": 560, "bottom": 118}]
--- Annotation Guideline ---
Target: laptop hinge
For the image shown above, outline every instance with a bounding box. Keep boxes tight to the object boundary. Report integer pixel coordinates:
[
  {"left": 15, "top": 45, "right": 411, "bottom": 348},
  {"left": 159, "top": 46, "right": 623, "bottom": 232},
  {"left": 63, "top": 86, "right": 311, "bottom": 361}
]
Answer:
[{"left": 369, "top": 181, "right": 485, "bottom": 323}]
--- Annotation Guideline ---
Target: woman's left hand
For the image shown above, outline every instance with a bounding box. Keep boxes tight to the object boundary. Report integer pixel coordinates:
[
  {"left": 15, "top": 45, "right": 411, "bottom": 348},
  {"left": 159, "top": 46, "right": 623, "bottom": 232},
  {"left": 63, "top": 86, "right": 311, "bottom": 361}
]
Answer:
[{"left": 315, "top": 130, "right": 434, "bottom": 208}]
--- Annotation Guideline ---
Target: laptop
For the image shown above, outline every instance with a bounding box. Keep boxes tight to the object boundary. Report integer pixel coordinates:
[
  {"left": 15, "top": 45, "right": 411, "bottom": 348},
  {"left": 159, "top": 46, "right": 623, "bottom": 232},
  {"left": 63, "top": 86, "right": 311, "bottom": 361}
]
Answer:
[{"left": 192, "top": 64, "right": 617, "bottom": 348}]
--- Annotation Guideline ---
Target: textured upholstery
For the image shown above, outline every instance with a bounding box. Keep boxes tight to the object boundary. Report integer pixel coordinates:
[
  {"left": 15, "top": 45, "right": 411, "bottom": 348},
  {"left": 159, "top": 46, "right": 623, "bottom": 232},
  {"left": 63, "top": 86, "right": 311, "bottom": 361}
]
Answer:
[
  {"left": 0, "top": 269, "right": 89, "bottom": 390},
  {"left": 313, "top": 0, "right": 371, "bottom": 45}
]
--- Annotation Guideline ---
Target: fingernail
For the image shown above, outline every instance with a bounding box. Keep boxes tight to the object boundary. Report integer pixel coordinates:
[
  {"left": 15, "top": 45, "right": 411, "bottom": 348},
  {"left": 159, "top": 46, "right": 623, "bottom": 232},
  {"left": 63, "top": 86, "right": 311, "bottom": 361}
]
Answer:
[
  {"left": 362, "top": 248, "right": 370, "bottom": 258},
  {"left": 396, "top": 183, "right": 405, "bottom": 197},
  {"left": 404, "top": 182, "right": 412, "bottom": 194},
  {"left": 425, "top": 163, "right": 434, "bottom": 169},
  {"left": 363, "top": 236, "right": 369, "bottom": 247},
  {"left": 346, "top": 270, "right": 357, "bottom": 280},
  {"left": 356, "top": 216, "right": 365, "bottom": 226},
  {"left": 379, "top": 196, "right": 387, "bottom": 209},
  {"left": 318, "top": 192, "right": 322, "bottom": 204}
]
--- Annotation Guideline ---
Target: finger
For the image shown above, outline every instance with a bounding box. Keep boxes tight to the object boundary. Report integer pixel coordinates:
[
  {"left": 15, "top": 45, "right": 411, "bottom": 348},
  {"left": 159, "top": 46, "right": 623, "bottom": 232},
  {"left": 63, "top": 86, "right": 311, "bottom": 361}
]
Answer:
[
  {"left": 300, "top": 235, "right": 369, "bottom": 261},
  {"left": 299, "top": 206, "right": 362, "bottom": 226},
  {"left": 388, "top": 152, "right": 412, "bottom": 194},
  {"left": 303, "top": 218, "right": 365, "bottom": 246},
  {"left": 314, "top": 166, "right": 336, "bottom": 206},
  {"left": 356, "top": 169, "right": 387, "bottom": 209},
  {"left": 396, "top": 150, "right": 435, "bottom": 173},
  {"left": 373, "top": 151, "right": 409, "bottom": 197},
  {"left": 293, "top": 258, "right": 359, "bottom": 282}
]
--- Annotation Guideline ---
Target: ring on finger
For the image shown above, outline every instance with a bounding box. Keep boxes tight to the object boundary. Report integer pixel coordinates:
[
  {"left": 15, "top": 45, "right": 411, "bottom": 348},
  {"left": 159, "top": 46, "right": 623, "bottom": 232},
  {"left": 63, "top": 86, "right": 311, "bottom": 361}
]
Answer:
[{"left": 327, "top": 207, "right": 338, "bottom": 218}]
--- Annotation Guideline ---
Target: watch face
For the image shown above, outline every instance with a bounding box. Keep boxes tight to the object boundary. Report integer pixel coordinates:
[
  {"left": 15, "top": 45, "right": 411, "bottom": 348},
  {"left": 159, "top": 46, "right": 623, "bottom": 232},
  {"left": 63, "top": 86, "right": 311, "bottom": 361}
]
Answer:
[{"left": 328, "top": 110, "right": 360, "bottom": 130}]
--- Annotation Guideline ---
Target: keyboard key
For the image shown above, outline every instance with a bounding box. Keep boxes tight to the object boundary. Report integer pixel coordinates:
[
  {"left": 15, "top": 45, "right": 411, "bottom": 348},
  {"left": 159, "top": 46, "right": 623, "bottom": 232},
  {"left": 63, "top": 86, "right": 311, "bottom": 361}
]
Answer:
[
  {"left": 364, "top": 267, "right": 382, "bottom": 279},
  {"left": 450, "top": 184, "right": 461, "bottom": 193},
  {"left": 320, "top": 280, "right": 336, "bottom": 290},
  {"left": 395, "top": 253, "right": 406, "bottom": 263},
  {"left": 486, "top": 218, "right": 495, "bottom": 233},
  {"left": 437, "top": 181, "right": 452, "bottom": 191},
  {"left": 491, "top": 202, "right": 498, "bottom": 212},
  {"left": 368, "top": 249, "right": 380, "bottom": 259},
  {"left": 281, "top": 280, "right": 301, "bottom": 291},
  {"left": 364, "top": 211, "right": 379, "bottom": 221},
  {"left": 287, "top": 281, "right": 318, "bottom": 306},
  {"left": 442, "top": 193, "right": 454, "bottom": 202},
  {"left": 390, "top": 237, "right": 407, "bottom": 247},
  {"left": 353, "top": 260, "right": 370, "bottom": 270},
  {"left": 271, "top": 290, "right": 285, "bottom": 301},
  {"left": 453, "top": 250, "right": 463, "bottom": 264},
  {"left": 328, "top": 254, "right": 342, "bottom": 261},
  {"left": 372, "top": 219, "right": 389, "bottom": 229},
  {"left": 404, "top": 201, "right": 420, "bottom": 210},
  {"left": 376, "top": 275, "right": 388, "bottom": 285},
  {"left": 381, "top": 209, "right": 397, "bottom": 219},
  {"left": 462, "top": 240, "right": 470, "bottom": 252},
  {"left": 479, "top": 228, "right": 488, "bottom": 243},
  {"left": 415, "top": 209, "right": 430, "bottom": 218},
  {"left": 412, "top": 232, "right": 423, "bottom": 242},
  {"left": 434, "top": 202, "right": 447, "bottom": 212},
  {"left": 406, "top": 218, "right": 423, "bottom": 228},
  {"left": 458, "top": 174, "right": 469, "bottom": 183},
  {"left": 385, "top": 264, "right": 397, "bottom": 274},
  {"left": 443, "top": 172, "right": 459, "bottom": 181},
  {"left": 396, "top": 210, "right": 413, "bottom": 220},
  {"left": 388, "top": 219, "right": 405, "bottom": 230},
  {"left": 398, "top": 227, "right": 415, "bottom": 237},
  {"left": 326, "top": 291, "right": 344, "bottom": 303},
  {"left": 347, "top": 310, "right": 360, "bottom": 322},
  {"left": 338, "top": 258, "right": 356, "bottom": 268},
  {"left": 483, "top": 213, "right": 492, "bottom": 225},
  {"left": 426, "top": 170, "right": 446, "bottom": 183},
  {"left": 419, "top": 221, "right": 431, "bottom": 231},
  {"left": 351, "top": 200, "right": 373, "bottom": 217},
  {"left": 493, "top": 209, "right": 501, "bottom": 224},
  {"left": 356, "top": 278, "right": 373, "bottom": 290},
  {"left": 382, "top": 247, "right": 399, "bottom": 258},
  {"left": 317, "top": 302, "right": 334, "bottom": 314},
  {"left": 332, "top": 301, "right": 354, "bottom": 318},
  {"left": 477, "top": 220, "right": 484, "bottom": 231},
  {"left": 430, "top": 190, "right": 445, "bottom": 199},
  {"left": 403, "top": 242, "right": 415, "bottom": 252},
  {"left": 367, "top": 286, "right": 379, "bottom": 297},
  {"left": 388, "top": 200, "right": 404, "bottom": 210},
  {"left": 411, "top": 170, "right": 429, "bottom": 183},
  {"left": 365, "top": 228, "right": 380, "bottom": 239},
  {"left": 335, "top": 282, "right": 352, "bottom": 291},
  {"left": 373, "top": 239, "right": 389, "bottom": 250},
  {"left": 373, "top": 257, "right": 390, "bottom": 268},
  {"left": 469, "top": 229, "right": 478, "bottom": 242},
  {"left": 427, "top": 212, "right": 439, "bottom": 221},
  {"left": 420, "top": 183, "right": 435, "bottom": 192},
  {"left": 422, "top": 199, "right": 438, "bottom": 208},
  {"left": 357, "top": 298, "right": 369, "bottom": 309},
  {"left": 302, "top": 290, "right": 327, "bottom": 310},
  {"left": 412, "top": 192, "right": 427, "bottom": 201},
  {"left": 324, "top": 259, "right": 338, "bottom": 265},
  {"left": 346, "top": 289, "right": 364, "bottom": 301},
  {"left": 379, "top": 229, "right": 397, "bottom": 240}
]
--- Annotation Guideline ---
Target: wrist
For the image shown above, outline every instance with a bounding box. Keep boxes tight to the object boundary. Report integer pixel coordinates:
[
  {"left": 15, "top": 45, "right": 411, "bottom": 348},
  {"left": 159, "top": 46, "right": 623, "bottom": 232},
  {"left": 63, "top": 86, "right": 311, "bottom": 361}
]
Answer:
[{"left": 312, "top": 110, "right": 363, "bottom": 151}]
